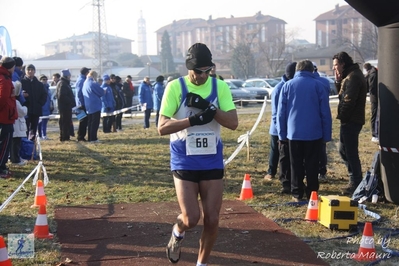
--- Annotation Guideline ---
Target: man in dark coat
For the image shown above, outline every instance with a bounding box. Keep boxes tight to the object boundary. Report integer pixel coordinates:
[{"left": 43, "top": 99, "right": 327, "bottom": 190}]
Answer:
[
  {"left": 122, "top": 75, "right": 134, "bottom": 113},
  {"left": 333, "top": 51, "right": 367, "bottom": 196},
  {"left": 21, "top": 64, "right": 47, "bottom": 141},
  {"left": 57, "top": 69, "right": 76, "bottom": 142},
  {"left": 364, "top": 63, "right": 379, "bottom": 142}
]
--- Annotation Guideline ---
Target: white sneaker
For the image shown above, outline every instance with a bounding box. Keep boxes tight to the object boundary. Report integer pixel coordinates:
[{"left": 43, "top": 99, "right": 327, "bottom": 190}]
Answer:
[
  {"left": 13, "top": 160, "right": 27, "bottom": 166},
  {"left": 371, "top": 137, "right": 379, "bottom": 143}
]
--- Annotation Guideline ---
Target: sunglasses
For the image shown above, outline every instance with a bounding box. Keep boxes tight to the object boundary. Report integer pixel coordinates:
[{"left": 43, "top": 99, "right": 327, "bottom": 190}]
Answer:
[{"left": 193, "top": 66, "right": 213, "bottom": 75}]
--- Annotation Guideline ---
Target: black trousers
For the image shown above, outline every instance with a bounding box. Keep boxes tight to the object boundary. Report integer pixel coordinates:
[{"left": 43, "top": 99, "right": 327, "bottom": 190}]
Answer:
[
  {"left": 77, "top": 109, "right": 88, "bottom": 141},
  {"left": 125, "top": 96, "right": 133, "bottom": 113},
  {"left": 88, "top": 111, "right": 100, "bottom": 141},
  {"left": 339, "top": 123, "right": 363, "bottom": 185},
  {"left": 26, "top": 114, "right": 40, "bottom": 141},
  {"left": 289, "top": 139, "right": 322, "bottom": 200},
  {"left": 267, "top": 135, "right": 279, "bottom": 176},
  {"left": 370, "top": 100, "right": 378, "bottom": 138},
  {"left": 102, "top": 115, "right": 114, "bottom": 133},
  {"left": 144, "top": 109, "right": 151, "bottom": 128},
  {"left": 116, "top": 113, "right": 123, "bottom": 130},
  {"left": 10, "top": 137, "right": 22, "bottom": 163},
  {"left": 0, "top": 124, "right": 14, "bottom": 169},
  {"left": 319, "top": 143, "right": 327, "bottom": 175},
  {"left": 278, "top": 140, "right": 291, "bottom": 191},
  {"left": 59, "top": 109, "right": 72, "bottom": 141}
]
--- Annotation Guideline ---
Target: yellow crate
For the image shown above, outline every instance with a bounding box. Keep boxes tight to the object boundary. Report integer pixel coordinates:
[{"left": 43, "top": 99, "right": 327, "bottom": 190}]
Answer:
[{"left": 318, "top": 195, "right": 358, "bottom": 230}]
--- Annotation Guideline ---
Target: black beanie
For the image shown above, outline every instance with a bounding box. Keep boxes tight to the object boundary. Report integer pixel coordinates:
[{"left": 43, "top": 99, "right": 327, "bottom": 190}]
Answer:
[
  {"left": 26, "top": 64, "right": 36, "bottom": 70},
  {"left": 285, "top": 62, "right": 297, "bottom": 80},
  {"left": 156, "top": 75, "right": 165, "bottom": 82},
  {"left": 0, "top": 57, "right": 16, "bottom": 70},
  {"left": 185, "top": 43, "right": 213, "bottom": 70},
  {"left": 13, "top": 57, "right": 23, "bottom": 67}
]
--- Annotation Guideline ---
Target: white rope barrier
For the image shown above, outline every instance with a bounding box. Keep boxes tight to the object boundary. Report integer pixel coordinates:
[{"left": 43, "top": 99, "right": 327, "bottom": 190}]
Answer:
[
  {"left": 0, "top": 164, "right": 40, "bottom": 213},
  {"left": 224, "top": 96, "right": 268, "bottom": 166},
  {"left": 39, "top": 104, "right": 142, "bottom": 120}
]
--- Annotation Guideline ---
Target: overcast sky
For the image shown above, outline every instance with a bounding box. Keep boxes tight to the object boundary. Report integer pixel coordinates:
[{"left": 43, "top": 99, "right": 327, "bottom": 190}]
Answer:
[{"left": 0, "top": 0, "right": 348, "bottom": 59}]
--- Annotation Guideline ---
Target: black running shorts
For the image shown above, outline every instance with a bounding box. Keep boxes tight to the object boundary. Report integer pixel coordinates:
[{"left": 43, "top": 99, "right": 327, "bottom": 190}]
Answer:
[{"left": 172, "top": 169, "right": 224, "bottom": 183}]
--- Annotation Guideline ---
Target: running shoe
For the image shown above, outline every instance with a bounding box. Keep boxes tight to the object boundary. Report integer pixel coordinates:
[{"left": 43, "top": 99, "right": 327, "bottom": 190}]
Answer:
[{"left": 166, "top": 230, "right": 184, "bottom": 263}]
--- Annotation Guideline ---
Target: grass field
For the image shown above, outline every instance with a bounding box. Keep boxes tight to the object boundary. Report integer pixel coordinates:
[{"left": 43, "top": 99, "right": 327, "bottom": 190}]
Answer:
[{"left": 1, "top": 102, "right": 399, "bottom": 265}]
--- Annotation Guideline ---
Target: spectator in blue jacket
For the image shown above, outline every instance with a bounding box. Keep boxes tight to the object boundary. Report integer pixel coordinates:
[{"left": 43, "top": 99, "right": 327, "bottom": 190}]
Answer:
[
  {"left": 277, "top": 60, "right": 332, "bottom": 202},
  {"left": 153, "top": 75, "right": 165, "bottom": 128},
  {"left": 37, "top": 75, "right": 52, "bottom": 140},
  {"left": 313, "top": 62, "right": 331, "bottom": 183},
  {"left": 75, "top": 67, "right": 91, "bottom": 141},
  {"left": 11, "top": 57, "right": 26, "bottom": 106},
  {"left": 12, "top": 57, "right": 24, "bottom": 82},
  {"left": 82, "top": 71, "right": 104, "bottom": 143},
  {"left": 265, "top": 62, "right": 296, "bottom": 195},
  {"left": 138, "top": 76, "right": 154, "bottom": 129},
  {"left": 101, "top": 75, "right": 115, "bottom": 133}
]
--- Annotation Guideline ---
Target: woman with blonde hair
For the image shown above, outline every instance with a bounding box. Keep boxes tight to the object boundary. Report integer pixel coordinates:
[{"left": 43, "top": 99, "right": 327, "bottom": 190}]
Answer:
[{"left": 82, "top": 70, "right": 105, "bottom": 143}]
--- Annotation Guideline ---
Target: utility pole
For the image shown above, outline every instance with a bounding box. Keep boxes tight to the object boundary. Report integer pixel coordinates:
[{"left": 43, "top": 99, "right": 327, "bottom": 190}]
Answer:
[{"left": 92, "top": 0, "right": 109, "bottom": 75}]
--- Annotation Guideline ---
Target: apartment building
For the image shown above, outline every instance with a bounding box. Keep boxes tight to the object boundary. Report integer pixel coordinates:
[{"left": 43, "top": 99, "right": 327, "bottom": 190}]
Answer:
[
  {"left": 314, "top": 4, "right": 375, "bottom": 49},
  {"left": 155, "top": 11, "right": 287, "bottom": 59},
  {"left": 43, "top": 32, "right": 133, "bottom": 58}
]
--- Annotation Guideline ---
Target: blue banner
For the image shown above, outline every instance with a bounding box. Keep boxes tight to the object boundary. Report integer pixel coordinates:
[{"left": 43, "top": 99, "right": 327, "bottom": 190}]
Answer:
[{"left": 0, "top": 26, "right": 13, "bottom": 56}]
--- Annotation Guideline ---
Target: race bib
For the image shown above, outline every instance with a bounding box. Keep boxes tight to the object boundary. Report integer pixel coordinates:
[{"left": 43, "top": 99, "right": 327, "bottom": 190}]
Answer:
[{"left": 186, "top": 131, "right": 217, "bottom": 155}]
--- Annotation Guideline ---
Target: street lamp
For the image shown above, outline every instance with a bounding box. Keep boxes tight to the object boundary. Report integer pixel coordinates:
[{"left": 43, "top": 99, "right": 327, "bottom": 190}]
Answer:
[{"left": 147, "top": 62, "right": 151, "bottom": 79}]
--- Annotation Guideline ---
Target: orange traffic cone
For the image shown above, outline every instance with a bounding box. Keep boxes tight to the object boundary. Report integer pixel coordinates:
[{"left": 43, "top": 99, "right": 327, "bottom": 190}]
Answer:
[
  {"left": 305, "top": 191, "right": 318, "bottom": 222},
  {"left": 238, "top": 174, "right": 253, "bottom": 200},
  {"left": 0, "top": 236, "right": 12, "bottom": 266},
  {"left": 353, "top": 222, "right": 376, "bottom": 262},
  {"left": 31, "top": 205, "right": 53, "bottom": 239},
  {"left": 31, "top": 180, "right": 47, "bottom": 208}
]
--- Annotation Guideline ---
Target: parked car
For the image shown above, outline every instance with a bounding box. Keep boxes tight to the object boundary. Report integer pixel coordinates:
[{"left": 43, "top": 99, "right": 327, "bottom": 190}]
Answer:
[
  {"left": 243, "top": 78, "right": 280, "bottom": 99},
  {"left": 225, "top": 79, "right": 269, "bottom": 102},
  {"left": 325, "top": 77, "right": 338, "bottom": 95},
  {"left": 224, "top": 80, "right": 255, "bottom": 106}
]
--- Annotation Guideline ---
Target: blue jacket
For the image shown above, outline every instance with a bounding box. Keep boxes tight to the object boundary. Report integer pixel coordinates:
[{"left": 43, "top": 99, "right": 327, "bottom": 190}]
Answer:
[
  {"left": 153, "top": 81, "right": 164, "bottom": 111},
  {"left": 277, "top": 71, "right": 332, "bottom": 142},
  {"left": 12, "top": 68, "right": 26, "bottom": 104},
  {"left": 82, "top": 77, "right": 104, "bottom": 114},
  {"left": 314, "top": 72, "right": 330, "bottom": 95},
  {"left": 101, "top": 82, "right": 115, "bottom": 112},
  {"left": 41, "top": 83, "right": 52, "bottom": 116},
  {"left": 138, "top": 82, "right": 153, "bottom": 109},
  {"left": 269, "top": 74, "right": 289, "bottom": 136},
  {"left": 12, "top": 68, "right": 23, "bottom": 82},
  {"left": 75, "top": 74, "right": 86, "bottom": 108}
]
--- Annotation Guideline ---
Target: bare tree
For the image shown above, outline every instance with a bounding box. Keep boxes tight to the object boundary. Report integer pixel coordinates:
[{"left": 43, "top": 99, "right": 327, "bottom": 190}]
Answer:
[
  {"left": 231, "top": 43, "right": 255, "bottom": 79},
  {"left": 335, "top": 21, "right": 378, "bottom": 62},
  {"left": 222, "top": 24, "right": 288, "bottom": 78},
  {"left": 256, "top": 32, "right": 287, "bottom": 77}
]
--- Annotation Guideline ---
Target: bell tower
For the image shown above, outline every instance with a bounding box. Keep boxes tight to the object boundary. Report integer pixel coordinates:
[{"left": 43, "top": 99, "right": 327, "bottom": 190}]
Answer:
[{"left": 137, "top": 10, "right": 147, "bottom": 56}]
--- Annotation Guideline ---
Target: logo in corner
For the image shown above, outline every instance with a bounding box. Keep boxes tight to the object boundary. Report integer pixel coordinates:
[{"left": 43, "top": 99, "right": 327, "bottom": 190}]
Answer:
[{"left": 8, "top": 234, "right": 34, "bottom": 258}]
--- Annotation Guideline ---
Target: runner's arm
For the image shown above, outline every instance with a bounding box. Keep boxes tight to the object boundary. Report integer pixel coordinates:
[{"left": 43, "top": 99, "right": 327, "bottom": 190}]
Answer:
[
  {"left": 158, "top": 115, "right": 191, "bottom": 136},
  {"left": 214, "top": 108, "right": 238, "bottom": 130}
]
